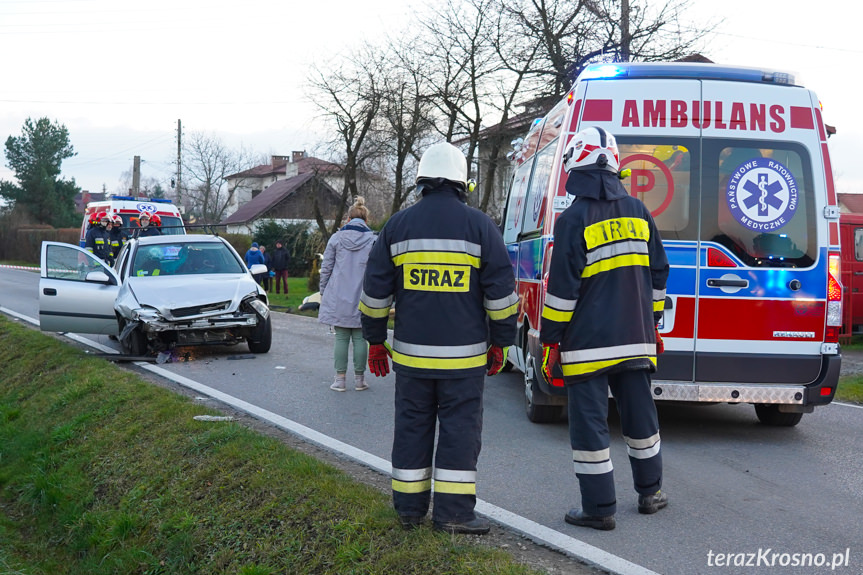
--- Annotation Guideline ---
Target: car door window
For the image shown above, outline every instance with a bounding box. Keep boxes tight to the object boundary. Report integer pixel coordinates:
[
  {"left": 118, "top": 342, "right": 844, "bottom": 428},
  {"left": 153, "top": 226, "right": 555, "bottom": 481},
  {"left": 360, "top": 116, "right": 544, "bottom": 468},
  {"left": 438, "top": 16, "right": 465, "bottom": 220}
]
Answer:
[
  {"left": 503, "top": 161, "right": 534, "bottom": 244},
  {"left": 520, "top": 139, "right": 557, "bottom": 237},
  {"left": 45, "top": 244, "right": 110, "bottom": 281}
]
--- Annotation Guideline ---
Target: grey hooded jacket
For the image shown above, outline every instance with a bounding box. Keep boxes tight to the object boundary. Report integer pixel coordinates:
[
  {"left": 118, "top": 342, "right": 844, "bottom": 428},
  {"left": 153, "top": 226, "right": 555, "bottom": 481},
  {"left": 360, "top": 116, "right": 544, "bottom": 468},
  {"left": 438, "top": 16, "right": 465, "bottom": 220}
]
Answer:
[{"left": 318, "top": 218, "right": 376, "bottom": 328}]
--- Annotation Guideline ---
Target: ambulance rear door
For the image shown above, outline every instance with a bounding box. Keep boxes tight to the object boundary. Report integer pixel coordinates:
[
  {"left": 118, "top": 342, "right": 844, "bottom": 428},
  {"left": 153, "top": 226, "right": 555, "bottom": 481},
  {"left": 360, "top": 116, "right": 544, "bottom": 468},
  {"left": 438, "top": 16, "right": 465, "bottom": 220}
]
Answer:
[
  {"left": 578, "top": 78, "right": 703, "bottom": 384},
  {"left": 695, "top": 81, "right": 825, "bottom": 386}
]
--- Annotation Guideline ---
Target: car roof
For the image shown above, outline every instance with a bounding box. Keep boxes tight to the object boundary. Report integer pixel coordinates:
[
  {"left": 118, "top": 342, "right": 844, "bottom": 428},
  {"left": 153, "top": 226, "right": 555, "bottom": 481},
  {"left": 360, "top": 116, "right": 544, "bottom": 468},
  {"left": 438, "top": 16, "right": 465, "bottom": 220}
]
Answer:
[{"left": 133, "top": 234, "right": 224, "bottom": 246}]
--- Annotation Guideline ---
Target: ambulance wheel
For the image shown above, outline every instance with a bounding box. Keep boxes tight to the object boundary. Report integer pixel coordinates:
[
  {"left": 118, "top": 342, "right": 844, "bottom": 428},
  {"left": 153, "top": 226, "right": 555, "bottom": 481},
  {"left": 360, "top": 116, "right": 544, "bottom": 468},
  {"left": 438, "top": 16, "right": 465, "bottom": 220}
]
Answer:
[
  {"left": 524, "top": 354, "right": 564, "bottom": 423},
  {"left": 754, "top": 404, "right": 803, "bottom": 427}
]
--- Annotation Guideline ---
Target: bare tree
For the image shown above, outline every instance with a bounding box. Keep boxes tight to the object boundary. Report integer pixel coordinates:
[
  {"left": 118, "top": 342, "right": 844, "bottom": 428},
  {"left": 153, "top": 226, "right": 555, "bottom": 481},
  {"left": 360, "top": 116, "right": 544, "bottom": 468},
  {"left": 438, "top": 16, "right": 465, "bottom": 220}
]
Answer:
[
  {"left": 372, "top": 38, "right": 438, "bottom": 216},
  {"left": 502, "top": 0, "right": 711, "bottom": 99},
  {"left": 181, "top": 132, "right": 257, "bottom": 225},
  {"left": 308, "top": 45, "right": 383, "bottom": 236}
]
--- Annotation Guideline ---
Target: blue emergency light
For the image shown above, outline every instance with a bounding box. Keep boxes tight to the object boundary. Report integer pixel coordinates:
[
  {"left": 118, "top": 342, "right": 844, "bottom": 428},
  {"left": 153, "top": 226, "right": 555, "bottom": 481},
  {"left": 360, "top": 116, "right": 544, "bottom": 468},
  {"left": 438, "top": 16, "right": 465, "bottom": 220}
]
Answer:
[
  {"left": 577, "top": 62, "right": 798, "bottom": 86},
  {"left": 109, "top": 195, "right": 174, "bottom": 204}
]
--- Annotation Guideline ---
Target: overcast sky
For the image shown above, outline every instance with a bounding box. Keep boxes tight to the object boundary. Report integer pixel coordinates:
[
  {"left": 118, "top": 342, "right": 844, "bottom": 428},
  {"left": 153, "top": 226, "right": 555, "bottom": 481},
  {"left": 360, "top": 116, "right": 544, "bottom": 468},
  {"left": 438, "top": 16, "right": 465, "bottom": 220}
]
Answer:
[{"left": 1, "top": 0, "right": 860, "bottom": 197}]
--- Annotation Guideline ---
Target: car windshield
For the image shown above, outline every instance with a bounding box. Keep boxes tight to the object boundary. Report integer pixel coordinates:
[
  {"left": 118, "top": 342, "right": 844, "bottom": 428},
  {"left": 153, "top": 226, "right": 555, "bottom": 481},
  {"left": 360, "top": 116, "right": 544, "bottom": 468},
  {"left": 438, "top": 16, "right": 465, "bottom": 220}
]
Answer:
[{"left": 131, "top": 242, "right": 245, "bottom": 277}]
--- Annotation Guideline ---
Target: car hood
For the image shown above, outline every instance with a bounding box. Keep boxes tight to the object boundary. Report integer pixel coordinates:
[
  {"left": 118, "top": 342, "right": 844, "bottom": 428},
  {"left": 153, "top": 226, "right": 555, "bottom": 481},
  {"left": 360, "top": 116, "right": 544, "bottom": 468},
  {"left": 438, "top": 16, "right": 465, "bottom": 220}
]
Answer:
[{"left": 125, "top": 274, "right": 260, "bottom": 316}]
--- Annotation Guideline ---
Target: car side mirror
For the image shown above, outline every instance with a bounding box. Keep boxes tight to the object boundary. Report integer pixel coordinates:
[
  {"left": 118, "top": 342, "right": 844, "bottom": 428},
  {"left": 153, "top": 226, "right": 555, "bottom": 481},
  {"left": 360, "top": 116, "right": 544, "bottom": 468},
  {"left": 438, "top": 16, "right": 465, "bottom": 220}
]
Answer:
[
  {"left": 85, "top": 270, "right": 114, "bottom": 285},
  {"left": 249, "top": 264, "right": 268, "bottom": 275}
]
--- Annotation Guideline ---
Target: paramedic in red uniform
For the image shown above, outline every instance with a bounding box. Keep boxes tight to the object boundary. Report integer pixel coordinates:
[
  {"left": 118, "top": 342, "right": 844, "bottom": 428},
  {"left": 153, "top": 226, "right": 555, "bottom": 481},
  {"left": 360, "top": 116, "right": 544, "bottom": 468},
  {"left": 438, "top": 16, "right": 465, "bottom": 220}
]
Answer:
[
  {"left": 360, "top": 142, "right": 518, "bottom": 535},
  {"left": 540, "top": 126, "right": 670, "bottom": 531}
]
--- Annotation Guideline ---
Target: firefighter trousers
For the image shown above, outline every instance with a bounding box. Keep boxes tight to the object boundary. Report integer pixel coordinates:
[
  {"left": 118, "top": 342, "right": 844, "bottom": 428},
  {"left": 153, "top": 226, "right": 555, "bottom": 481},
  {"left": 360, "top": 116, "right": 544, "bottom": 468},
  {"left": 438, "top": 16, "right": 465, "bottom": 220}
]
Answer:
[
  {"left": 566, "top": 369, "right": 662, "bottom": 517},
  {"left": 390, "top": 373, "right": 484, "bottom": 523}
]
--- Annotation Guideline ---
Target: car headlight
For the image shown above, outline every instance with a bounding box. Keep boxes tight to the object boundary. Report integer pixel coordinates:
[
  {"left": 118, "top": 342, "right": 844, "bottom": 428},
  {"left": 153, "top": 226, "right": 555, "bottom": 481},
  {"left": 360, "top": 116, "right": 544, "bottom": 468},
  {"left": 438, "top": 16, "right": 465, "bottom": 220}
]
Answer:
[
  {"left": 132, "top": 307, "right": 161, "bottom": 321},
  {"left": 244, "top": 297, "right": 269, "bottom": 318}
]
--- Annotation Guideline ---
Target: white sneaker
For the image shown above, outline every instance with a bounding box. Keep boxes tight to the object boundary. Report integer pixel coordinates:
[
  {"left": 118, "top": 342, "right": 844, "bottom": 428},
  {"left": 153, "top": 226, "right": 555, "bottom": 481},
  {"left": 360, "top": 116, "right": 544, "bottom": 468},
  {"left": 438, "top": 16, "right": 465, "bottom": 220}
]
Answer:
[
  {"left": 330, "top": 374, "right": 346, "bottom": 392},
  {"left": 354, "top": 373, "right": 369, "bottom": 391}
]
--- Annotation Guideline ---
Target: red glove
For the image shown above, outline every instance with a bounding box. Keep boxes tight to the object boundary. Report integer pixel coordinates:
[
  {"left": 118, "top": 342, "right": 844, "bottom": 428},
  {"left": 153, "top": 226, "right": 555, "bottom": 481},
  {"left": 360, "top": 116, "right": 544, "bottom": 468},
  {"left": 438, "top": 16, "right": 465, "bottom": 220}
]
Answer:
[
  {"left": 541, "top": 343, "right": 560, "bottom": 382},
  {"left": 655, "top": 327, "right": 664, "bottom": 355},
  {"left": 368, "top": 343, "right": 391, "bottom": 377},
  {"left": 486, "top": 345, "right": 508, "bottom": 376}
]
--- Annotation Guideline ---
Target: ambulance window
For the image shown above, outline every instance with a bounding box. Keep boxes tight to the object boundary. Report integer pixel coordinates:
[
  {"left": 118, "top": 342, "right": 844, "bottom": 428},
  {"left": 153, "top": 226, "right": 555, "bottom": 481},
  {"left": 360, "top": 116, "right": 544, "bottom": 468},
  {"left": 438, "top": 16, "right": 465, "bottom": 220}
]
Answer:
[
  {"left": 618, "top": 140, "right": 694, "bottom": 237},
  {"left": 502, "top": 160, "right": 533, "bottom": 244},
  {"left": 521, "top": 140, "right": 557, "bottom": 237},
  {"left": 855, "top": 229, "right": 863, "bottom": 261},
  {"left": 704, "top": 142, "right": 815, "bottom": 268}
]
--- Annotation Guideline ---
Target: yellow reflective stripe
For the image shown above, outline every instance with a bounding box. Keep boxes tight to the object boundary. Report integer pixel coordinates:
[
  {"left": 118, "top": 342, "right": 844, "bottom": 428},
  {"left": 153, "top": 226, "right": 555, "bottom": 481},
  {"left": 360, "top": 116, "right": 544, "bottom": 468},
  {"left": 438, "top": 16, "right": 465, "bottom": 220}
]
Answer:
[
  {"left": 541, "top": 306, "right": 574, "bottom": 323},
  {"left": 584, "top": 217, "right": 650, "bottom": 250},
  {"left": 562, "top": 355, "right": 657, "bottom": 377},
  {"left": 582, "top": 253, "right": 649, "bottom": 278},
  {"left": 433, "top": 480, "right": 476, "bottom": 495},
  {"left": 487, "top": 302, "right": 518, "bottom": 320},
  {"left": 392, "top": 251, "right": 481, "bottom": 268},
  {"left": 359, "top": 301, "right": 391, "bottom": 318},
  {"left": 653, "top": 300, "right": 665, "bottom": 313},
  {"left": 391, "top": 349, "right": 486, "bottom": 370},
  {"left": 392, "top": 478, "right": 431, "bottom": 494}
]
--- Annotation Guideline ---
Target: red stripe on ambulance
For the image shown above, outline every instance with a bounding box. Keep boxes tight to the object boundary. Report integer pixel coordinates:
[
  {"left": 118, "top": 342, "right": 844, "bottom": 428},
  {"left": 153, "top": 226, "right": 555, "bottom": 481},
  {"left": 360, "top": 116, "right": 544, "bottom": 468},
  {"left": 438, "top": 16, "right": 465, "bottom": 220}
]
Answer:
[
  {"left": 582, "top": 99, "right": 613, "bottom": 121},
  {"left": 698, "top": 298, "right": 825, "bottom": 340}
]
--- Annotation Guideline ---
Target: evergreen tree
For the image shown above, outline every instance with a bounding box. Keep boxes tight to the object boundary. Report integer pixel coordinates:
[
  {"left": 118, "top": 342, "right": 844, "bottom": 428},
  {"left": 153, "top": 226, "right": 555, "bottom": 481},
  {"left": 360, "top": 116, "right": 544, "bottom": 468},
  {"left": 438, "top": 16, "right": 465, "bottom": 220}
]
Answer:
[{"left": 1, "top": 117, "right": 80, "bottom": 227}]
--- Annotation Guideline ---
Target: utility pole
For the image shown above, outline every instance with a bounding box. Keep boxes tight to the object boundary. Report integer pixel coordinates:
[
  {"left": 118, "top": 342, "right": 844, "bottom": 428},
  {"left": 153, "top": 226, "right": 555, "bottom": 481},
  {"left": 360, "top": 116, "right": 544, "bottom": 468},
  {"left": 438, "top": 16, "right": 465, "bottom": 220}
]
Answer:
[
  {"left": 132, "top": 155, "right": 141, "bottom": 196},
  {"left": 176, "top": 119, "right": 183, "bottom": 208}
]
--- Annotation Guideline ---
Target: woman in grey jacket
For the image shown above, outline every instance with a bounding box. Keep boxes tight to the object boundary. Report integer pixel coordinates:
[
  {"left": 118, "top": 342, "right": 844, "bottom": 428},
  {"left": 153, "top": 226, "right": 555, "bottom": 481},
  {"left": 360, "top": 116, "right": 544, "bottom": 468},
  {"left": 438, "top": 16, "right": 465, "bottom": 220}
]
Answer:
[{"left": 319, "top": 197, "right": 377, "bottom": 391}]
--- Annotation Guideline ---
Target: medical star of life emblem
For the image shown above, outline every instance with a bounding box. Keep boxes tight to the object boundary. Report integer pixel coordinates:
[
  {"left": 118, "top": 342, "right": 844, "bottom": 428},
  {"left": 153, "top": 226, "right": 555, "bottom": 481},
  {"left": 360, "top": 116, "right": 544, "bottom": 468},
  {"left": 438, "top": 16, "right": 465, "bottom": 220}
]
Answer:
[{"left": 726, "top": 157, "right": 799, "bottom": 232}]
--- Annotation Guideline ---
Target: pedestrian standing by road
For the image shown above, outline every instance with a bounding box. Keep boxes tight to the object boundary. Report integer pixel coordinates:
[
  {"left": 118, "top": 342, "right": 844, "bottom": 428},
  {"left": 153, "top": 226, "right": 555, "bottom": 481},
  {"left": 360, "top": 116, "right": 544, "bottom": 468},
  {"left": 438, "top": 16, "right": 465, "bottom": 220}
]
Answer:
[
  {"left": 259, "top": 245, "right": 272, "bottom": 291},
  {"left": 271, "top": 240, "right": 290, "bottom": 295},
  {"left": 360, "top": 142, "right": 518, "bottom": 535},
  {"left": 540, "top": 127, "right": 670, "bottom": 532},
  {"left": 244, "top": 242, "right": 266, "bottom": 285},
  {"left": 319, "top": 196, "right": 376, "bottom": 392}
]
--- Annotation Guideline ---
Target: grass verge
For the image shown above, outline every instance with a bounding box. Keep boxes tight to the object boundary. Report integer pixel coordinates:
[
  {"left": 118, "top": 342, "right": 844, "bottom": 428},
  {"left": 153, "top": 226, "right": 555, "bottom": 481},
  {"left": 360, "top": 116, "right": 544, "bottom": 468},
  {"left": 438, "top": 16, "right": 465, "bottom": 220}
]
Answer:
[
  {"left": 837, "top": 376, "right": 863, "bottom": 404},
  {"left": 0, "top": 316, "right": 540, "bottom": 575}
]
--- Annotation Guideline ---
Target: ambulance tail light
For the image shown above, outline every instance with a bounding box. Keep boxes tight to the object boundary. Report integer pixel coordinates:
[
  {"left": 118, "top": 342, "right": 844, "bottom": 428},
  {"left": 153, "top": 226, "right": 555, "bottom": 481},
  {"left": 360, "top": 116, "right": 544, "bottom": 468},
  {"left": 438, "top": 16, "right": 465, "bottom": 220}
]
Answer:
[
  {"left": 708, "top": 247, "right": 737, "bottom": 267},
  {"left": 825, "top": 252, "right": 842, "bottom": 343}
]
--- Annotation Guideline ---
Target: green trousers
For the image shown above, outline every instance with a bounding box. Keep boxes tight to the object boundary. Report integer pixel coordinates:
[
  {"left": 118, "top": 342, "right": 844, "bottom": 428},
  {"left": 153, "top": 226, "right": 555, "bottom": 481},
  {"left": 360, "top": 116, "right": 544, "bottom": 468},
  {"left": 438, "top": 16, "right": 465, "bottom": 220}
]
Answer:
[{"left": 334, "top": 326, "right": 368, "bottom": 374}]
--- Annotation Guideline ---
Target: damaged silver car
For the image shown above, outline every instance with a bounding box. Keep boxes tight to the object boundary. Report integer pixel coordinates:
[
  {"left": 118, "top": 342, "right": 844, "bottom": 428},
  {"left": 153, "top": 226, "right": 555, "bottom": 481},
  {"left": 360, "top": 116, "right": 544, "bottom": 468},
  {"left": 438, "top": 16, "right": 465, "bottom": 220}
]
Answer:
[{"left": 38, "top": 235, "right": 271, "bottom": 355}]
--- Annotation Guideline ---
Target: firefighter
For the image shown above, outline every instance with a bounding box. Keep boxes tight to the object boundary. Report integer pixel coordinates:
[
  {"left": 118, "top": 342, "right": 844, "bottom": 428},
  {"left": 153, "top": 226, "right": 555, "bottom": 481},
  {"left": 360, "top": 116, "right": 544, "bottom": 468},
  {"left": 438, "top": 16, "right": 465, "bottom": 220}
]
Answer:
[
  {"left": 109, "top": 214, "right": 128, "bottom": 262},
  {"left": 540, "top": 126, "right": 670, "bottom": 531},
  {"left": 360, "top": 141, "right": 518, "bottom": 535},
  {"left": 84, "top": 212, "right": 113, "bottom": 262},
  {"left": 135, "top": 212, "right": 161, "bottom": 237}
]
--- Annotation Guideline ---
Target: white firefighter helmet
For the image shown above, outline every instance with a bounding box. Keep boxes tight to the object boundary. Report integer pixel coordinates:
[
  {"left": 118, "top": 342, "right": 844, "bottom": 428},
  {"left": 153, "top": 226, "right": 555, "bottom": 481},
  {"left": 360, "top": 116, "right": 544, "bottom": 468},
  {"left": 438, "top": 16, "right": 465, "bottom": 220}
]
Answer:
[
  {"left": 416, "top": 142, "right": 468, "bottom": 189},
  {"left": 562, "top": 126, "right": 620, "bottom": 173}
]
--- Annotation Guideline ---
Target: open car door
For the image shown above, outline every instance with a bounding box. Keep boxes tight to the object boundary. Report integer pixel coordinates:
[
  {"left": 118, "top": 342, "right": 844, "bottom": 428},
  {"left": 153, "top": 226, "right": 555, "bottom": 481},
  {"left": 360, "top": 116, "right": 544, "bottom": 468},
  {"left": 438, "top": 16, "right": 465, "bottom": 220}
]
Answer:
[{"left": 39, "top": 241, "right": 121, "bottom": 336}]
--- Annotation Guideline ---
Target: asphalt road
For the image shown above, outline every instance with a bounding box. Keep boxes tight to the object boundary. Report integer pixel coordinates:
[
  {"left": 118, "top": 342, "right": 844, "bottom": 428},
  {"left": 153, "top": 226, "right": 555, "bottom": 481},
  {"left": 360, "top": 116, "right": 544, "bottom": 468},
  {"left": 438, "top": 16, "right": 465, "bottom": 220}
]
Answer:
[{"left": 3, "top": 266, "right": 863, "bottom": 575}]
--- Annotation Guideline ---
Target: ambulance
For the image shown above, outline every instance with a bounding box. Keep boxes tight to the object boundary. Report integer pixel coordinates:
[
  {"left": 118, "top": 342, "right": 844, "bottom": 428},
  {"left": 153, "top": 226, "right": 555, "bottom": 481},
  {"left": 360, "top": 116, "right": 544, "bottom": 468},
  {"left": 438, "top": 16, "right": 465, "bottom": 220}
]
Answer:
[
  {"left": 502, "top": 62, "right": 841, "bottom": 427},
  {"left": 79, "top": 195, "right": 185, "bottom": 246}
]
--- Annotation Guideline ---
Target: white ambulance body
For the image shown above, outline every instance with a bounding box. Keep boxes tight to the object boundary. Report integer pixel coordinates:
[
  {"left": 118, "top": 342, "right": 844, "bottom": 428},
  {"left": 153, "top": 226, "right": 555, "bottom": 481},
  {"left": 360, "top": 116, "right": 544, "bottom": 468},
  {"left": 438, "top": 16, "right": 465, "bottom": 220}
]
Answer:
[
  {"left": 502, "top": 62, "right": 842, "bottom": 426},
  {"left": 79, "top": 195, "right": 185, "bottom": 246}
]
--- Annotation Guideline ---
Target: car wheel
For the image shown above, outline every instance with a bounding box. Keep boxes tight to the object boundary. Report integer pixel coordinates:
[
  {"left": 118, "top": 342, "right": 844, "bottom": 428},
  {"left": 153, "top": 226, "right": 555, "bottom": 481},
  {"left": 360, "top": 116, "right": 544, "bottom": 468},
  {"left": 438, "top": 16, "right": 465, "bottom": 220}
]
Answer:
[
  {"left": 754, "top": 404, "right": 803, "bottom": 427},
  {"left": 247, "top": 315, "right": 272, "bottom": 354},
  {"left": 524, "top": 352, "right": 564, "bottom": 423},
  {"left": 120, "top": 319, "right": 148, "bottom": 356}
]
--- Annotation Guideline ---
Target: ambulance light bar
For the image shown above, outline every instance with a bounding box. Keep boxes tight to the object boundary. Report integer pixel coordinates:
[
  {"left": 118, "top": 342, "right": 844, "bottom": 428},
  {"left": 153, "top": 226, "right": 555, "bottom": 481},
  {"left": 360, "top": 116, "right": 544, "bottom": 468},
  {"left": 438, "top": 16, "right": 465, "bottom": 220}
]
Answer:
[
  {"left": 110, "top": 195, "right": 175, "bottom": 204},
  {"left": 577, "top": 63, "right": 797, "bottom": 87}
]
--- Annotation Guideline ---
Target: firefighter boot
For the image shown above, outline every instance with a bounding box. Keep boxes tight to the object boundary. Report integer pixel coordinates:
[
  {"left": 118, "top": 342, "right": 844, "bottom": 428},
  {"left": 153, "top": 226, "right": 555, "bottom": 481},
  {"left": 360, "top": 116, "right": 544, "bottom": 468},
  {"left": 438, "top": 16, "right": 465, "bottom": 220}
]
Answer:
[
  {"left": 637, "top": 490, "right": 668, "bottom": 514},
  {"left": 564, "top": 509, "right": 616, "bottom": 531},
  {"left": 433, "top": 516, "right": 491, "bottom": 535},
  {"left": 329, "top": 373, "right": 347, "bottom": 392}
]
